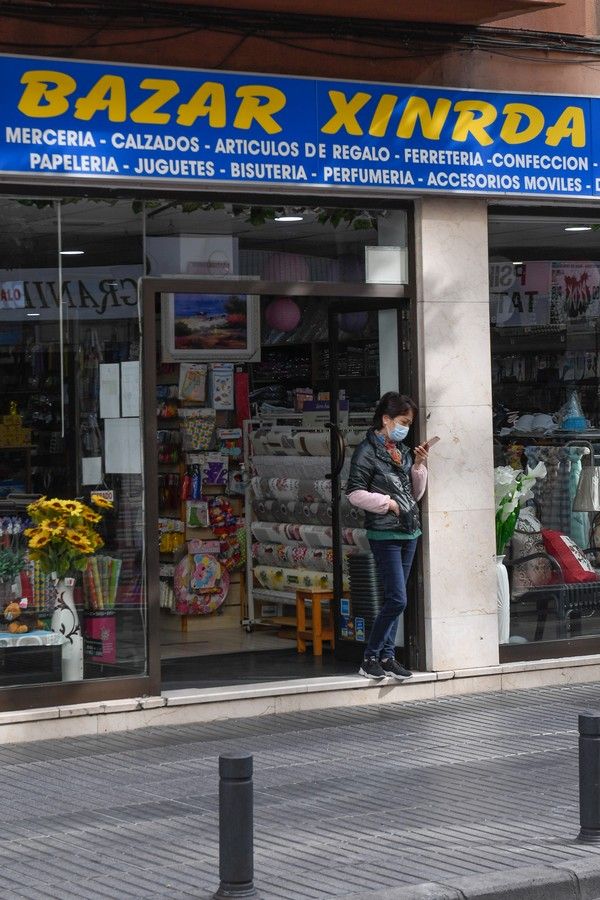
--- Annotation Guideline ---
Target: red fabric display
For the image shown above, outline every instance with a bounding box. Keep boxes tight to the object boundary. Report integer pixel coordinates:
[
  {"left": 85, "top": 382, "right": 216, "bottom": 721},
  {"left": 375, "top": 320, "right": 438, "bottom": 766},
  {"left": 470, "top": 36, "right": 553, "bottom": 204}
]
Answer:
[{"left": 541, "top": 529, "right": 598, "bottom": 583}]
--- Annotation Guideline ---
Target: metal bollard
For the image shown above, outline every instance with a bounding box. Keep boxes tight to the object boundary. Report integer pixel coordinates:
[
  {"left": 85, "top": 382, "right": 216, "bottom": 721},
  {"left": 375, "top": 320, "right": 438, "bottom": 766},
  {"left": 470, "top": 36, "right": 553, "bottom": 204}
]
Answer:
[
  {"left": 214, "top": 753, "right": 256, "bottom": 898},
  {"left": 578, "top": 713, "right": 600, "bottom": 843}
]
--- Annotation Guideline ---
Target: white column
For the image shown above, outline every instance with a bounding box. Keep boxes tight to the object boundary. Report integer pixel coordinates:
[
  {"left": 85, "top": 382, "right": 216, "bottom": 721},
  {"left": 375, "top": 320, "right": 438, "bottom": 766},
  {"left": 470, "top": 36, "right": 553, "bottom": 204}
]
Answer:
[{"left": 415, "top": 197, "right": 499, "bottom": 671}]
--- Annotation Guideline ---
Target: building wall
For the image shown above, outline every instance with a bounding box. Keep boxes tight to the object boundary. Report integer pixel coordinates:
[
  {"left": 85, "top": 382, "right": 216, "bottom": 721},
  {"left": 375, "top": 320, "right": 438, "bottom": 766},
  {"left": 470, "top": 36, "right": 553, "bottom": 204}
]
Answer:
[
  {"left": 0, "top": 7, "right": 594, "bottom": 675},
  {"left": 416, "top": 197, "right": 499, "bottom": 671},
  {"left": 1, "top": 6, "right": 599, "bottom": 94},
  {"left": 498, "top": 0, "right": 598, "bottom": 35}
]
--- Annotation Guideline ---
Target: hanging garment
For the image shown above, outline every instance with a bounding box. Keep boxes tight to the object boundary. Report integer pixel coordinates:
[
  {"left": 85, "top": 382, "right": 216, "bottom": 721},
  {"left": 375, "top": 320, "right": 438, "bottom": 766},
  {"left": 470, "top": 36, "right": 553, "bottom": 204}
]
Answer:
[{"left": 525, "top": 445, "right": 589, "bottom": 547}]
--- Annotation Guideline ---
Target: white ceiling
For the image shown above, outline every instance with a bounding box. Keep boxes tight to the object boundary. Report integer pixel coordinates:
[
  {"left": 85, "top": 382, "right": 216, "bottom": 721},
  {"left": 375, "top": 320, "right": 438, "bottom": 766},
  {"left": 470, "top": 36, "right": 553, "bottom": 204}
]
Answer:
[
  {"left": 0, "top": 197, "right": 380, "bottom": 269},
  {"left": 489, "top": 215, "right": 600, "bottom": 258},
  {"left": 0, "top": 198, "right": 597, "bottom": 268}
]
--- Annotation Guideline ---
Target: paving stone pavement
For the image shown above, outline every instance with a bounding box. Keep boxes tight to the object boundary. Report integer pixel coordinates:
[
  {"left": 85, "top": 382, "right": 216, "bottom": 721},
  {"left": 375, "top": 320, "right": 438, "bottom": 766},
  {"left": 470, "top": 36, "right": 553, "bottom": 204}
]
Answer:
[{"left": 4, "top": 682, "right": 600, "bottom": 899}]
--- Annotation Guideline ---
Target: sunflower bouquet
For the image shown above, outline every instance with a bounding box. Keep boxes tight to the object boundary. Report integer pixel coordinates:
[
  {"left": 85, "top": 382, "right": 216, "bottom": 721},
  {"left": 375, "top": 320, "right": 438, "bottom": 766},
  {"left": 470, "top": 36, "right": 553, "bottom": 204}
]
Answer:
[{"left": 24, "top": 494, "right": 113, "bottom": 579}]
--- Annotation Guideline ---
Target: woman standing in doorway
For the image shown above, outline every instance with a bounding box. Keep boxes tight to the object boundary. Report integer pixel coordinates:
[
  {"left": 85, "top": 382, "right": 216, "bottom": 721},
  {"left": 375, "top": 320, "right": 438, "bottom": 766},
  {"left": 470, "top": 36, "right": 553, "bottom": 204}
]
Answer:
[{"left": 347, "top": 392, "right": 428, "bottom": 681}]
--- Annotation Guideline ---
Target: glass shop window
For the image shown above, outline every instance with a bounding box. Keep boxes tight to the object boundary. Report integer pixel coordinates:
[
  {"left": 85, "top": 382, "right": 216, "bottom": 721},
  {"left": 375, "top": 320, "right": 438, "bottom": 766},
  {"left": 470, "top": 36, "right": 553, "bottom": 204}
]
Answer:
[
  {"left": 0, "top": 197, "right": 147, "bottom": 686},
  {"left": 490, "top": 213, "right": 600, "bottom": 649}
]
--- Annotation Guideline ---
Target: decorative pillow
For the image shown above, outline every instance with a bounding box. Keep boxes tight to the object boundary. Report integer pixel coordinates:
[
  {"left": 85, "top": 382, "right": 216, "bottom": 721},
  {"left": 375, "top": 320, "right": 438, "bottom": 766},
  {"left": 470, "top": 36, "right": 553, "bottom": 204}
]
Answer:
[
  {"left": 510, "top": 530, "right": 553, "bottom": 596},
  {"left": 541, "top": 529, "right": 598, "bottom": 584}
]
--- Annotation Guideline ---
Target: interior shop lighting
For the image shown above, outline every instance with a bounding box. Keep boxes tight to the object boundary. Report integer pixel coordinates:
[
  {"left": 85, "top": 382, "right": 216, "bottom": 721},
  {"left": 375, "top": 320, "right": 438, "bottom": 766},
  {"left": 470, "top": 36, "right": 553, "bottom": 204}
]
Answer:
[
  {"left": 565, "top": 225, "right": 592, "bottom": 232},
  {"left": 60, "top": 249, "right": 85, "bottom": 255},
  {"left": 26, "top": 312, "right": 40, "bottom": 317},
  {"left": 274, "top": 213, "right": 304, "bottom": 222},
  {"left": 512, "top": 261, "right": 524, "bottom": 265}
]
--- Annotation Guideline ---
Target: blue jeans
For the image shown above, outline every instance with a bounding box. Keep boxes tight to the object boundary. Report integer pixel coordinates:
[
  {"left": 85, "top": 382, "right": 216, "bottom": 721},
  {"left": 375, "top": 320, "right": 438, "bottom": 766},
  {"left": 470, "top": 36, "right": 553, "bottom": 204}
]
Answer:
[{"left": 364, "top": 538, "right": 418, "bottom": 660}]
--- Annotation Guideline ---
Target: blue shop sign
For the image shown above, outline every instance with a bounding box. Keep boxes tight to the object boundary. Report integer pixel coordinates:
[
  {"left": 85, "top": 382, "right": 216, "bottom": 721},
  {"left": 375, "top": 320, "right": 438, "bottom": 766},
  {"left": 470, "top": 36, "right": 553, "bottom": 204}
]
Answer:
[{"left": 0, "top": 53, "right": 597, "bottom": 198}]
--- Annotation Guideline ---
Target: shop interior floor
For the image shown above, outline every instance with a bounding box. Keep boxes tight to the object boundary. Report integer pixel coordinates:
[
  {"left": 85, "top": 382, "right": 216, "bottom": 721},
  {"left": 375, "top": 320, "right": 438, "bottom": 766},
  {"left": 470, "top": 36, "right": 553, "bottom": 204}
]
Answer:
[
  {"left": 160, "top": 625, "right": 295, "bottom": 660},
  {"left": 161, "top": 647, "right": 357, "bottom": 690}
]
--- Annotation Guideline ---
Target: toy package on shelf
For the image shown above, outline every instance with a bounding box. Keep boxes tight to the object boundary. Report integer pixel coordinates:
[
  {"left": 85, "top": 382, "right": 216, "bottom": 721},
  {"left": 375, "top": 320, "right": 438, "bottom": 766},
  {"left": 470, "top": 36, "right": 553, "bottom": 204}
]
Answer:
[
  {"left": 186, "top": 499, "right": 209, "bottom": 528},
  {"left": 181, "top": 464, "right": 202, "bottom": 500},
  {"left": 209, "top": 496, "right": 238, "bottom": 535},
  {"left": 184, "top": 452, "right": 228, "bottom": 486},
  {"left": 188, "top": 529, "right": 245, "bottom": 572},
  {"left": 158, "top": 517, "right": 185, "bottom": 555},
  {"left": 210, "top": 364, "right": 235, "bottom": 409},
  {"left": 218, "top": 428, "right": 243, "bottom": 459},
  {"left": 157, "top": 429, "right": 182, "bottom": 464},
  {"left": 179, "top": 363, "right": 208, "bottom": 402},
  {"left": 173, "top": 551, "right": 230, "bottom": 615},
  {"left": 159, "top": 580, "right": 175, "bottom": 610},
  {"left": 179, "top": 407, "right": 216, "bottom": 450},
  {"left": 156, "top": 384, "right": 179, "bottom": 419}
]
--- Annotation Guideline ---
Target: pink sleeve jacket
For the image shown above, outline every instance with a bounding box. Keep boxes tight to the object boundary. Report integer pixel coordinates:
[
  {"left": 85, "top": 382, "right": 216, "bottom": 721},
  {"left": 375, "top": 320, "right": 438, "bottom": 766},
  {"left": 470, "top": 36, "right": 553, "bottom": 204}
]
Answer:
[{"left": 347, "top": 464, "right": 428, "bottom": 514}]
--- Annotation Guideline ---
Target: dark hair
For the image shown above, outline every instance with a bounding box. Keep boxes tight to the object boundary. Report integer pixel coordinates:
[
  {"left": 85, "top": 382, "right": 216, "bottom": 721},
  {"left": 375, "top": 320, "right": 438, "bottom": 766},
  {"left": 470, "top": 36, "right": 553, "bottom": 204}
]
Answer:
[{"left": 372, "top": 392, "right": 418, "bottom": 430}]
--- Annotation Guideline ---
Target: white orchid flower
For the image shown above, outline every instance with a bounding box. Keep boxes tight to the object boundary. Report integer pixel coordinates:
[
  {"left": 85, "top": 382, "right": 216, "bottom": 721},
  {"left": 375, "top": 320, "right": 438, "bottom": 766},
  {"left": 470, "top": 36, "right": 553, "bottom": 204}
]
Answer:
[
  {"left": 494, "top": 467, "right": 519, "bottom": 504},
  {"left": 500, "top": 496, "right": 519, "bottom": 522},
  {"left": 518, "top": 488, "right": 535, "bottom": 505},
  {"left": 526, "top": 461, "right": 547, "bottom": 480}
]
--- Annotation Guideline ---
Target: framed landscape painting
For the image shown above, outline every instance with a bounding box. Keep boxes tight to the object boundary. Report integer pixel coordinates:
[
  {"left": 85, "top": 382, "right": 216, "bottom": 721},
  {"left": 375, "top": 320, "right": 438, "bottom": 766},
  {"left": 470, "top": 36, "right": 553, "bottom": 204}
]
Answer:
[{"left": 161, "top": 292, "right": 261, "bottom": 362}]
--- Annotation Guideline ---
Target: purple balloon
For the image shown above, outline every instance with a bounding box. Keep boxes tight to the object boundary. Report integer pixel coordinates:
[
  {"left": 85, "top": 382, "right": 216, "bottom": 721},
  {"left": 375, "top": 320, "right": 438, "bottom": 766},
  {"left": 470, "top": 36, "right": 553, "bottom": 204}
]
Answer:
[{"left": 265, "top": 297, "right": 301, "bottom": 333}]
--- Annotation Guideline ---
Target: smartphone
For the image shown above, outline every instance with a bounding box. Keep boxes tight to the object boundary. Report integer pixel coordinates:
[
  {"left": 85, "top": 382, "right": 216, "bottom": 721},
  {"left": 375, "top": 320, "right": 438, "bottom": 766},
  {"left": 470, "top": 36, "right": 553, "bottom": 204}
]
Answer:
[{"left": 423, "top": 436, "right": 440, "bottom": 451}]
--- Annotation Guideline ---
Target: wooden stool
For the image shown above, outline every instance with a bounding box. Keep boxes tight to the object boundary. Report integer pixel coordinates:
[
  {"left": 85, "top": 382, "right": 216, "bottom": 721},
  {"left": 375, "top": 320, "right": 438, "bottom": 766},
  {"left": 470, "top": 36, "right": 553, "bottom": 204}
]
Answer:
[{"left": 296, "top": 588, "right": 335, "bottom": 656}]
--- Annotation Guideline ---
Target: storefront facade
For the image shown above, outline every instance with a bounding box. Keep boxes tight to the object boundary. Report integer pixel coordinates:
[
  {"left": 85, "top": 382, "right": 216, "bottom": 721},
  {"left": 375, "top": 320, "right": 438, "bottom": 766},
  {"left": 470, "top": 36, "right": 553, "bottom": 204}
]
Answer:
[{"left": 1, "top": 1, "right": 600, "bottom": 713}]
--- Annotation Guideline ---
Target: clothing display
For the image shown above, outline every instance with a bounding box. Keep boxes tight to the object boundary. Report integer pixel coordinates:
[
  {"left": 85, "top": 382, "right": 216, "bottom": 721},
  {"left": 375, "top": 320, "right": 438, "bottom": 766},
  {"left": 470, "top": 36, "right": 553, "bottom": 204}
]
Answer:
[{"left": 525, "top": 445, "right": 589, "bottom": 548}]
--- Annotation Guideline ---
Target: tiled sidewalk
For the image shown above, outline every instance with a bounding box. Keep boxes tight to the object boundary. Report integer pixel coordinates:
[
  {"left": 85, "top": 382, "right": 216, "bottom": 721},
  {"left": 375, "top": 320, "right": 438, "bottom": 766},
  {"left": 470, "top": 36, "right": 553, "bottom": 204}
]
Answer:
[{"left": 3, "top": 682, "right": 600, "bottom": 898}]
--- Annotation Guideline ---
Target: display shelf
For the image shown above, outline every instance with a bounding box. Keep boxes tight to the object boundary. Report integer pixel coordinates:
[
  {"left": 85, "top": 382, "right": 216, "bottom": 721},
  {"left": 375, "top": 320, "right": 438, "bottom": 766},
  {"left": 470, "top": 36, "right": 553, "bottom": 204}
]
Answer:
[
  {"left": 495, "top": 430, "right": 600, "bottom": 441},
  {"left": 494, "top": 380, "right": 599, "bottom": 388},
  {"left": 253, "top": 588, "right": 296, "bottom": 605}
]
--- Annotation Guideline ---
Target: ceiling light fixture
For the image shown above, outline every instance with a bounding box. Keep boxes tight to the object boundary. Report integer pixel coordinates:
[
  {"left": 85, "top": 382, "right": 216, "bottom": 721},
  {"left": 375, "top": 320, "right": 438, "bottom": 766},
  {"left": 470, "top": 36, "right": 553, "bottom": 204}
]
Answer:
[
  {"left": 274, "top": 215, "right": 304, "bottom": 223},
  {"left": 60, "top": 249, "right": 85, "bottom": 255},
  {"left": 565, "top": 225, "right": 592, "bottom": 232},
  {"left": 26, "top": 312, "right": 40, "bottom": 317},
  {"left": 512, "top": 261, "right": 524, "bottom": 266}
]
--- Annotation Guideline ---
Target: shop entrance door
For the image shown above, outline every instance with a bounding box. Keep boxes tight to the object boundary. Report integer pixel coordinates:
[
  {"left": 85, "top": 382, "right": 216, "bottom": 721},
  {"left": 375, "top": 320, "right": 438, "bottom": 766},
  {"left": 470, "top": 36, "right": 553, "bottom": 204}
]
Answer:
[
  {"left": 327, "top": 299, "right": 419, "bottom": 666},
  {"left": 141, "top": 277, "right": 414, "bottom": 687}
]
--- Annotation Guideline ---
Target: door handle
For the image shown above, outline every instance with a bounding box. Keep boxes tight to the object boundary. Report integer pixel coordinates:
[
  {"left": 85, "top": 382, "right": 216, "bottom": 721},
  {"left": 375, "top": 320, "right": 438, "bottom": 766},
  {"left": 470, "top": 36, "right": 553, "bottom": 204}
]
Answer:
[{"left": 326, "top": 422, "right": 346, "bottom": 479}]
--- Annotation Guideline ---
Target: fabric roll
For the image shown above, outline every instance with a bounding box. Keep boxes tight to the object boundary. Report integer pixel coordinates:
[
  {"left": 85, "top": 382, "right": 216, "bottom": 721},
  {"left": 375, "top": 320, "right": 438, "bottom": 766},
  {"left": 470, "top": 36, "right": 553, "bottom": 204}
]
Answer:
[
  {"left": 293, "top": 432, "right": 330, "bottom": 456},
  {"left": 251, "top": 520, "right": 369, "bottom": 550},
  {"left": 251, "top": 427, "right": 329, "bottom": 457},
  {"left": 251, "top": 497, "right": 364, "bottom": 527},
  {"left": 251, "top": 522, "right": 293, "bottom": 543},
  {"left": 253, "top": 565, "right": 348, "bottom": 592},
  {"left": 252, "top": 542, "right": 360, "bottom": 571},
  {"left": 252, "top": 542, "right": 333, "bottom": 570},
  {"left": 298, "top": 524, "right": 334, "bottom": 547},
  {"left": 252, "top": 455, "right": 332, "bottom": 479},
  {"left": 342, "top": 528, "right": 370, "bottom": 552},
  {"left": 251, "top": 428, "right": 299, "bottom": 456},
  {"left": 251, "top": 499, "right": 332, "bottom": 525},
  {"left": 251, "top": 476, "right": 332, "bottom": 502}
]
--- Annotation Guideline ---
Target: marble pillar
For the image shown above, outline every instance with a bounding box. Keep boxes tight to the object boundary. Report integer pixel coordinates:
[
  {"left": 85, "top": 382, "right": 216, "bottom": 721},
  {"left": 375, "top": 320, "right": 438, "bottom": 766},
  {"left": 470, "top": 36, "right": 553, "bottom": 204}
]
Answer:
[{"left": 415, "top": 197, "right": 500, "bottom": 670}]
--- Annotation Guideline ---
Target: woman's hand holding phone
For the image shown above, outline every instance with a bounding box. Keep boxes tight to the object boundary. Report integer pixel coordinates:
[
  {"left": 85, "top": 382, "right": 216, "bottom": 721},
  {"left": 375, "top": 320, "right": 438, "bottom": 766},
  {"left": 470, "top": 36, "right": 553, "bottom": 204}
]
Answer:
[{"left": 414, "top": 435, "right": 440, "bottom": 466}]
